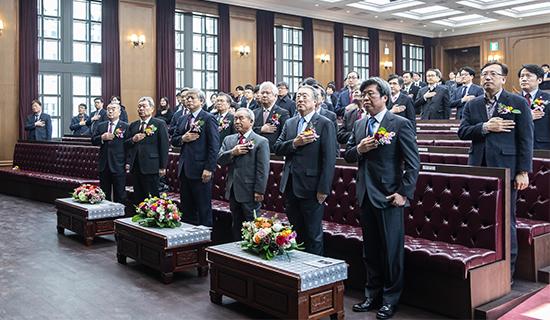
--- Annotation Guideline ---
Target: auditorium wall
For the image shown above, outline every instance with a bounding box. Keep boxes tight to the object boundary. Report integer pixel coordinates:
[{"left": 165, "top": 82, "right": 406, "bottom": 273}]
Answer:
[
  {"left": 434, "top": 23, "right": 550, "bottom": 92},
  {"left": 230, "top": 7, "right": 257, "bottom": 92},
  {"left": 0, "top": 0, "right": 18, "bottom": 166}
]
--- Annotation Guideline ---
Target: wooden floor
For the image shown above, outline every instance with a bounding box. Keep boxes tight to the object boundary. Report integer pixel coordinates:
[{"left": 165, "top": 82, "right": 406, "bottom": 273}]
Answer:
[{"left": 0, "top": 194, "right": 444, "bottom": 320}]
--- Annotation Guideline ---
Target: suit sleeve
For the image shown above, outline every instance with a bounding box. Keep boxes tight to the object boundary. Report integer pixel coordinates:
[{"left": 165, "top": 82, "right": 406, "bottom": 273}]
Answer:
[
  {"left": 343, "top": 121, "right": 361, "bottom": 163},
  {"left": 318, "top": 121, "right": 337, "bottom": 195},
  {"left": 443, "top": 88, "right": 451, "bottom": 119},
  {"left": 205, "top": 116, "right": 221, "bottom": 172},
  {"left": 515, "top": 98, "right": 534, "bottom": 173},
  {"left": 69, "top": 117, "right": 80, "bottom": 131},
  {"left": 158, "top": 120, "right": 170, "bottom": 169},
  {"left": 273, "top": 121, "right": 295, "bottom": 156},
  {"left": 278, "top": 109, "right": 290, "bottom": 128},
  {"left": 91, "top": 124, "right": 103, "bottom": 146},
  {"left": 252, "top": 109, "right": 263, "bottom": 134},
  {"left": 171, "top": 117, "right": 185, "bottom": 147},
  {"left": 24, "top": 116, "right": 35, "bottom": 131},
  {"left": 334, "top": 92, "right": 346, "bottom": 116},
  {"left": 457, "top": 101, "right": 485, "bottom": 142},
  {"left": 414, "top": 88, "right": 426, "bottom": 108},
  {"left": 85, "top": 112, "right": 93, "bottom": 126},
  {"left": 217, "top": 136, "right": 234, "bottom": 166},
  {"left": 255, "top": 138, "right": 270, "bottom": 194},
  {"left": 337, "top": 112, "right": 352, "bottom": 144},
  {"left": 45, "top": 115, "right": 52, "bottom": 140},
  {"left": 397, "top": 120, "right": 420, "bottom": 200},
  {"left": 124, "top": 123, "right": 138, "bottom": 147}
]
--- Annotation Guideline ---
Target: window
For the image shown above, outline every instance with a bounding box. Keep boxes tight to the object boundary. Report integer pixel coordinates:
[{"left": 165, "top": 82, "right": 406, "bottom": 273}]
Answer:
[
  {"left": 37, "top": 0, "right": 102, "bottom": 138},
  {"left": 274, "top": 26, "right": 302, "bottom": 94},
  {"left": 403, "top": 43, "right": 425, "bottom": 78},
  {"left": 175, "top": 11, "right": 219, "bottom": 100},
  {"left": 344, "top": 35, "right": 369, "bottom": 81}
]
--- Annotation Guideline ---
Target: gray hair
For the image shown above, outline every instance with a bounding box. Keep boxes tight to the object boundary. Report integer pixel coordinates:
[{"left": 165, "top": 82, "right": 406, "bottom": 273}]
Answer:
[
  {"left": 298, "top": 84, "right": 320, "bottom": 102},
  {"left": 187, "top": 88, "right": 206, "bottom": 104},
  {"left": 427, "top": 68, "right": 442, "bottom": 79},
  {"left": 138, "top": 96, "right": 155, "bottom": 108},
  {"left": 236, "top": 107, "right": 255, "bottom": 123},
  {"left": 259, "top": 81, "right": 278, "bottom": 96},
  {"left": 360, "top": 77, "right": 391, "bottom": 99}
]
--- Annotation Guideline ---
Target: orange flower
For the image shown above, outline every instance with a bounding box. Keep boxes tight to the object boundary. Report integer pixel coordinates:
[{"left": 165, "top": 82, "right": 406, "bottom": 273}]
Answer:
[{"left": 261, "top": 221, "right": 272, "bottom": 228}]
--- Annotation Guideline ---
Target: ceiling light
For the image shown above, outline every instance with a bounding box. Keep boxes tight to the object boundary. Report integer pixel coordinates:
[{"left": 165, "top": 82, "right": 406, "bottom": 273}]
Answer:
[
  {"left": 457, "top": 0, "right": 535, "bottom": 10},
  {"left": 347, "top": 0, "right": 425, "bottom": 12},
  {"left": 432, "top": 14, "right": 497, "bottom": 27},
  {"left": 393, "top": 5, "right": 463, "bottom": 20}
]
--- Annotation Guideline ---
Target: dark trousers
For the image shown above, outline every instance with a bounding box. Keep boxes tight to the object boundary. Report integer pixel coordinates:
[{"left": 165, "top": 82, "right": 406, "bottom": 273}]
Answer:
[
  {"left": 361, "top": 197, "right": 404, "bottom": 306},
  {"left": 511, "top": 188, "right": 518, "bottom": 278},
  {"left": 131, "top": 161, "right": 159, "bottom": 204},
  {"left": 284, "top": 179, "right": 324, "bottom": 255},
  {"left": 99, "top": 169, "right": 126, "bottom": 204},
  {"left": 180, "top": 174, "right": 213, "bottom": 227},
  {"left": 229, "top": 189, "right": 261, "bottom": 241}
]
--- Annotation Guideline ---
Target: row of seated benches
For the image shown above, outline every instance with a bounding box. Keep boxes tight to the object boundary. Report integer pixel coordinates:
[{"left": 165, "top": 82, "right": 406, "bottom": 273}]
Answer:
[{"left": 2, "top": 141, "right": 549, "bottom": 318}]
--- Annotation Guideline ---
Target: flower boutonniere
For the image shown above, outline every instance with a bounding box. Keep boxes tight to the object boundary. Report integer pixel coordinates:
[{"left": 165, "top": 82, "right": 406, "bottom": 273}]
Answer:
[
  {"left": 245, "top": 138, "right": 255, "bottom": 150},
  {"left": 218, "top": 118, "right": 230, "bottom": 132},
  {"left": 144, "top": 124, "right": 157, "bottom": 136},
  {"left": 190, "top": 119, "right": 205, "bottom": 133},
  {"left": 497, "top": 103, "right": 521, "bottom": 115},
  {"left": 114, "top": 127, "right": 125, "bottom": 139},
  {"left": 270, "top": 113, "right": 281, "bottom": 126},
  {"left": 374, "top": 127, "right": 396, "bottom": 145},
  {"left": 532, "top": 98, "right": 549, "bottom": 112},
  {"left": 302, "top": 123, "right": 320, "bottom": 139}
]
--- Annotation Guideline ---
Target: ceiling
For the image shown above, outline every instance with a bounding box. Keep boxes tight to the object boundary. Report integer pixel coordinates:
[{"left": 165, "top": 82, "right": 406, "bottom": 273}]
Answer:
[{"left": 211, "top": 0, "right": 550, "bottom": 37}]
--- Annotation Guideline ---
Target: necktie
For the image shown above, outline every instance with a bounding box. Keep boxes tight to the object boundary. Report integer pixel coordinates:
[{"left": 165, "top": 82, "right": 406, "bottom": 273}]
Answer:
[
  {"left": 297, "top": 117, "right": 306, "bottom": 135},
  {"left": 139, "top": 121, "right": 146, "bottom": 133},
  {"left": 525, "top": 93, "right": 532, "bottom": 106},
  {"left": 108, "top": 122, "right": 113, "bottom": 133},
  {"left": 486, "top": 97, "right": 497, "bottom": 118},
  {"left": 238, "top": 134, "right": 245, "bottom": 144},
  {"left": 263, "top": 109, "right": 270, "bottom": 124},
  {"left": 186, "top": 115, "right": 194, "bottom": 131},
  {"left": 356, "top": 109, "right": 363, "bottom": 120},
  {"left": 367, "top": 117, "right": 377, "bottom": 136},
  {"left": 35, "top": 114, "right": 39, "bottom": 122},
  {"left": 349, "top": 90, "right": 353, "bottom": 102}
]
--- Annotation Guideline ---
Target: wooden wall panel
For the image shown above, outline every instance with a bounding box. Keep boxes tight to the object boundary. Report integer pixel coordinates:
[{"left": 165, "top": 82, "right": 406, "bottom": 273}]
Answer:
[
  {"left": 176, "top": 0, "right": 217, "bottom": 15},
  {"left": 379, "top": 31, "right": 395, "bottom": 80},
  {"left": 119, "top": 0, "right": 156, "bottom": 122},
  {"left": 313, "top": 20, "right": 334, "bottom": 86},
  {"left": 0, "top": 0, "right": 19, "bottom": 165},
  {"left": 508, "top": 34, "right": 550, "bottom": 93},
  {"left": 230, "top": 7, "right": 256, "bottom": 93}
]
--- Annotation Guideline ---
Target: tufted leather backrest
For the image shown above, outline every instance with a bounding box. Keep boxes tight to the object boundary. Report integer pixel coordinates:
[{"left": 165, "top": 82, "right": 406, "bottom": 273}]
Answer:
[
  {"left": 53, "top": 144, "right": 99, "bottom": 178},
  {"left": 262, "top": 161, "right": 285, "bottom": 212},
  {"left": 405, "top": 172, "right": 503, "bottom": 258},
  {"left": 13, "top": 142, "right": 58, "bottom": 173},
  {"left": 419, "top": 153, "right": 469, "bottom": 165},
  {"left": 165, "top": 153, "right": 180, "bottom": 193},
  {"left": 517, "top": 158, "right": 550, "bottom": 222},
  {"left": 324, "top": 166, "right": 360, "bottom": 226}
]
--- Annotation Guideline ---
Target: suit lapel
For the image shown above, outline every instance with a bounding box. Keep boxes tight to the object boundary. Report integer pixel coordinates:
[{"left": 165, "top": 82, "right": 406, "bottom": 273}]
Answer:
[{"left": 357, "top": 117, "right": 367, "bottom": 141}]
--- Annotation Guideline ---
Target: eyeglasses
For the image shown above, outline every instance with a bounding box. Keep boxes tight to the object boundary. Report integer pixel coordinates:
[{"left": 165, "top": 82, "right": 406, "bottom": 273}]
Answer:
[
  {"left": 362, "top": 91, "right": 380, "bottom": 99},
  {"left": 481, "top": 71, "right": 504, "bottom": 78}
]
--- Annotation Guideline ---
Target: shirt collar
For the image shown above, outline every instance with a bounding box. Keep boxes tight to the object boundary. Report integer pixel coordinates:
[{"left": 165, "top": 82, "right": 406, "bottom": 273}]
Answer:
[
  {"left": 141, "top": 116, "right": 152, "bottom": 124},
  {"left": 368, "top": 107, "right": 387, "bottom": 123},
  {"left": 191, "top": 109, "right": 201, "bottom": 118},
  {"left": 524, "top": 88, "right": 538, "bottom": 98},
  {"left": 391, "top": 92, "right": 400, "bottom": 102},
  {"left": 485, "top": 88, "right": 503, "bottom": 102},
  {"left": 242, "top": 129, "right": 253, "bottom": 139},
  {"left": 301, "top": 110, "right": 316, "bottom": 123},
  {"left": 110, "top": 119, "right": 119, "bottom": 127}
]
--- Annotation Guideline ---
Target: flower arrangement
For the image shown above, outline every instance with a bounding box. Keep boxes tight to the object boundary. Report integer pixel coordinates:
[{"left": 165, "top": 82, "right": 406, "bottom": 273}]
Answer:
[
  {"left": 241, "top": 212, "right": 303, "bottom": 260},
  {"left": 532, "top": 98, "right": 548, "bottom": 112},
  {"left": 374, "top": 127, "right": 396, "bottom": 145},
  {"left": 270, "top": 113, "right": 281, "bottom": 126},
  {"left": 132, "top": 193, "right": 181, "bottom": 228},
  {"left": 190, "top": 119, "right": 205, "bottom": 133},
  {"left": 302, "top": 123, "right": 320, "bottom": 139},
  {"left": 497, "top": 103, "right": 521, "bottom": 115},
  {"left": 144, "top": 124, "right": 157, "bottom": 136},
  {"left": 240, "top": 138, "right": 255, "bottom": 150},
  {"left": 114, "top": 127, "right": 125, "bottom": 139},
  {"left": 72, "top": 184, "right": 106, "bottom": 204},
  {"left": 218, "top": 118, "right": 230, "bottom": 131}
]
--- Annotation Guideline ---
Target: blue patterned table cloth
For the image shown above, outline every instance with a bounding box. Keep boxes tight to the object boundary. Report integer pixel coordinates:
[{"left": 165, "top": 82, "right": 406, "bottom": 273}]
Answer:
[{"left": 56, "top": 198, "right": 125, "bottom": 220}]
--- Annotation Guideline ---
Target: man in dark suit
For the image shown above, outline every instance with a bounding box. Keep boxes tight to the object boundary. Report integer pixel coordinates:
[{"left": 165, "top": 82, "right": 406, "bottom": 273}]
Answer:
[
  {"left": 69, "top": 103, "right": 90, "bottom": 136},
  {"left": 337, "top": 103, "right": 366, "bottom": 145},
  {"left": 125, "top": 97, "right": 169, "bottom": 204},
  {"left": 276, "top": 81, "right": 297, "bottom": 116},
  {"left": 402, "top": 71, "right": 420, "bottom": 112},
  {"left": 172, "top": 89, "right": 220, "bottom": 227},
  {"left": 274, "top": 85, "right": 337, "bottom": 255},
  {"left": 87, "top": 98, "right": 108, "bottom": 134},
  {"left": 388, "top": 75, "right": 416, "bottom": 127},
  {"left": 169, "top": 88, "right": 190, "bottom": 136},
  {"left": 335, "top": 71, "right": 360, "bottom": 116},
  {"left": 218, "top": 108, "right": 270, "bottom": 240},
  {"left": 253, "top": 81, "right": 290, "bottom": 152},
  {"left": 234, "top": 85, "right": 245, "bottom": 104},
  {"left": 240, "top": 84, "right": 259, "bottom": 110},
  {"left": 518, "top": 64, "right": 550, "bottom": 150},
  {"left": 24, "top": 99, "right": 52, "bottom": 141},
  {"left": 450, "top": 67, "right": 484, "bottom": 119},
  {"left": 540, "top": 64, "right": 550, "bottom": 91},
  {"left": 215, "top": 93, "right": 236, "bottom": 143},
  {"left": 345, "top": 78, "right": 419, "bottom": 319},
  {"left": 458, "top": 62, "right": 533, "bottom": 279},
  {"left": 414, "top": 68, "right": 451, "bottom": 119},
  {"left": 326, "top": 83, "right": 339, "bottom": 109},
  {"left": 91, "top": 104, "right": 128, "bottom": 204},
  {"left": 412, "top": 72, "right": 427, "bottom": 88}
]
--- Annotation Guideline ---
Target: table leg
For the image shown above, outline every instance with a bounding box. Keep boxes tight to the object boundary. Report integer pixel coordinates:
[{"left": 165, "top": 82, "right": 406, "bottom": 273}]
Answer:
[
  {"left": 161, "top": 272, "right": 174, "bottom": 284},
  {"left": 210, "top": 290, "right": 223, "bottom": 305},
  {"left": 330, "top": 311, "right": 344, "bottom": 320},
  {"left": 57, "top": 226, "right": 64, "bottom": 234},
  {"left": 84, "top": 237, "right": 94, "bottom": 246},
  {"left": 117, "top": 253, "right": 127, "bottom": 265}
]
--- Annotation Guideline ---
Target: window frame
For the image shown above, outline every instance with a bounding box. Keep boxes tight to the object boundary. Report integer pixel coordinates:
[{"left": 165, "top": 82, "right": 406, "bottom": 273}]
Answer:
[
  {"left": 402, "top": 43, "right": 425, "bottom": 79},
  {"left": 274, "top": 25, "right": 303, "bottom": 94},
  {"left": 343, "top": 34, "right": 369, "bottom": 81}
]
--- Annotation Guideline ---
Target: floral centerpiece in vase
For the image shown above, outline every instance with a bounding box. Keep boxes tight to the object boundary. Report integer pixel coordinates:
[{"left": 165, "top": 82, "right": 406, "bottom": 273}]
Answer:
[
  {"left": 72, "top": 184, "right": 106, "bottom": 204},
  {"left": 132, "top": 193, "right": 182, "bottom": 228},
  {"left": 241, "top": 212, "right": 303, "bottom": 260}
]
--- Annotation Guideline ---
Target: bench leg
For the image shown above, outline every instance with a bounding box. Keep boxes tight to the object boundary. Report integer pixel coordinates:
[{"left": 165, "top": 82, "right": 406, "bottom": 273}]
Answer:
[
  {"left": 84, "top": 237, "right": 94, "bottom": 246},
  {"left": 198, "top": 266, "right": 209, "bottom": 277},
  {"left": 161, "top": 272, "right": 174, "bottom": 284},
  {"left": 210, "top": 290, "right": 222, "bottom": 305},
  {"left": 117, "top": 253, "right": 127, "bottom": 265},
  {"left": 330, "top": 311, "right": 344, "bottom": 320},
  {"left": 57, "top": 226, "right": 64, "bottom": 234}
]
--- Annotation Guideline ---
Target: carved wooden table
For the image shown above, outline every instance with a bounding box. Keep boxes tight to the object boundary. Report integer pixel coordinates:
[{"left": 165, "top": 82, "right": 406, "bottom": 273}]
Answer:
[
  {"left": 206, "top": 242, "right": 347, "bottom": 320},
  {"left": 55, "top": 198, "right": 125, "bottom": 246},
  {"left": 115, "top": 218, "right": 211, "bottom": 284}
]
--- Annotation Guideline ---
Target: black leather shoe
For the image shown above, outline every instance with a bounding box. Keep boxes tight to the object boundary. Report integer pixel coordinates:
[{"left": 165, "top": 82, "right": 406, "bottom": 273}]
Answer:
[
  {"left": 376, "top": 304, "right": 396, "bottom": 319},
  {"left": 352, "top": 297, "right": 379, "bottom": 312}
]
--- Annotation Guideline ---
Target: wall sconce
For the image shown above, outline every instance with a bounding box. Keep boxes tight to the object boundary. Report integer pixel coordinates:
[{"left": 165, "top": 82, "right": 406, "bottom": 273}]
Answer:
[
  {"left": 384, "top": 44, "right": 390, "bottom": 55},
  {"left": 238, "top": 45, "right": 250, "bottom": 57},
  {"left": 487, "top": 54, "right": 501, "bottom": 62},
  {"left": 383, "top": 61, "right": 393, "bottom": 69},
  {"left": 320, "top": 54, "right": 331, "bottom": 63},
  {"left": 0, "top": 19, "right": 4, "bottom": 36},
  {"left": 130, "top": 34, "right": 145, "bottom": 48}
]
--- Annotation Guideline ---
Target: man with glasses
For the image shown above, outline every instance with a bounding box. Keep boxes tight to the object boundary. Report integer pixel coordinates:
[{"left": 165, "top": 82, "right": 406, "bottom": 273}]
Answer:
[
  {"left": 252, "top": 81, "right": 290, "bottom": 152},
  {"left": 345, "top": 78, "right": 419, "bottom": 319},
  {"left": 335, "top": 71, "right": 360, "bottom": 117},
  {"left": 274, "top": 85, "right": 336, "bottom": 256},
  {"left": 414, "top": 68, "right": 451, "bottom": 119},
  {"left": 450, "top": 67, "right": 484, "bottom": 119},
  {"left": 87, "top": 97, "right": 108, "bottom": 134},
  {"left": 458, "top": 62, "right": 533, "bottom": 282},
  {"left": 518, "top": 64, "right": 550, "bottom": 150}
]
